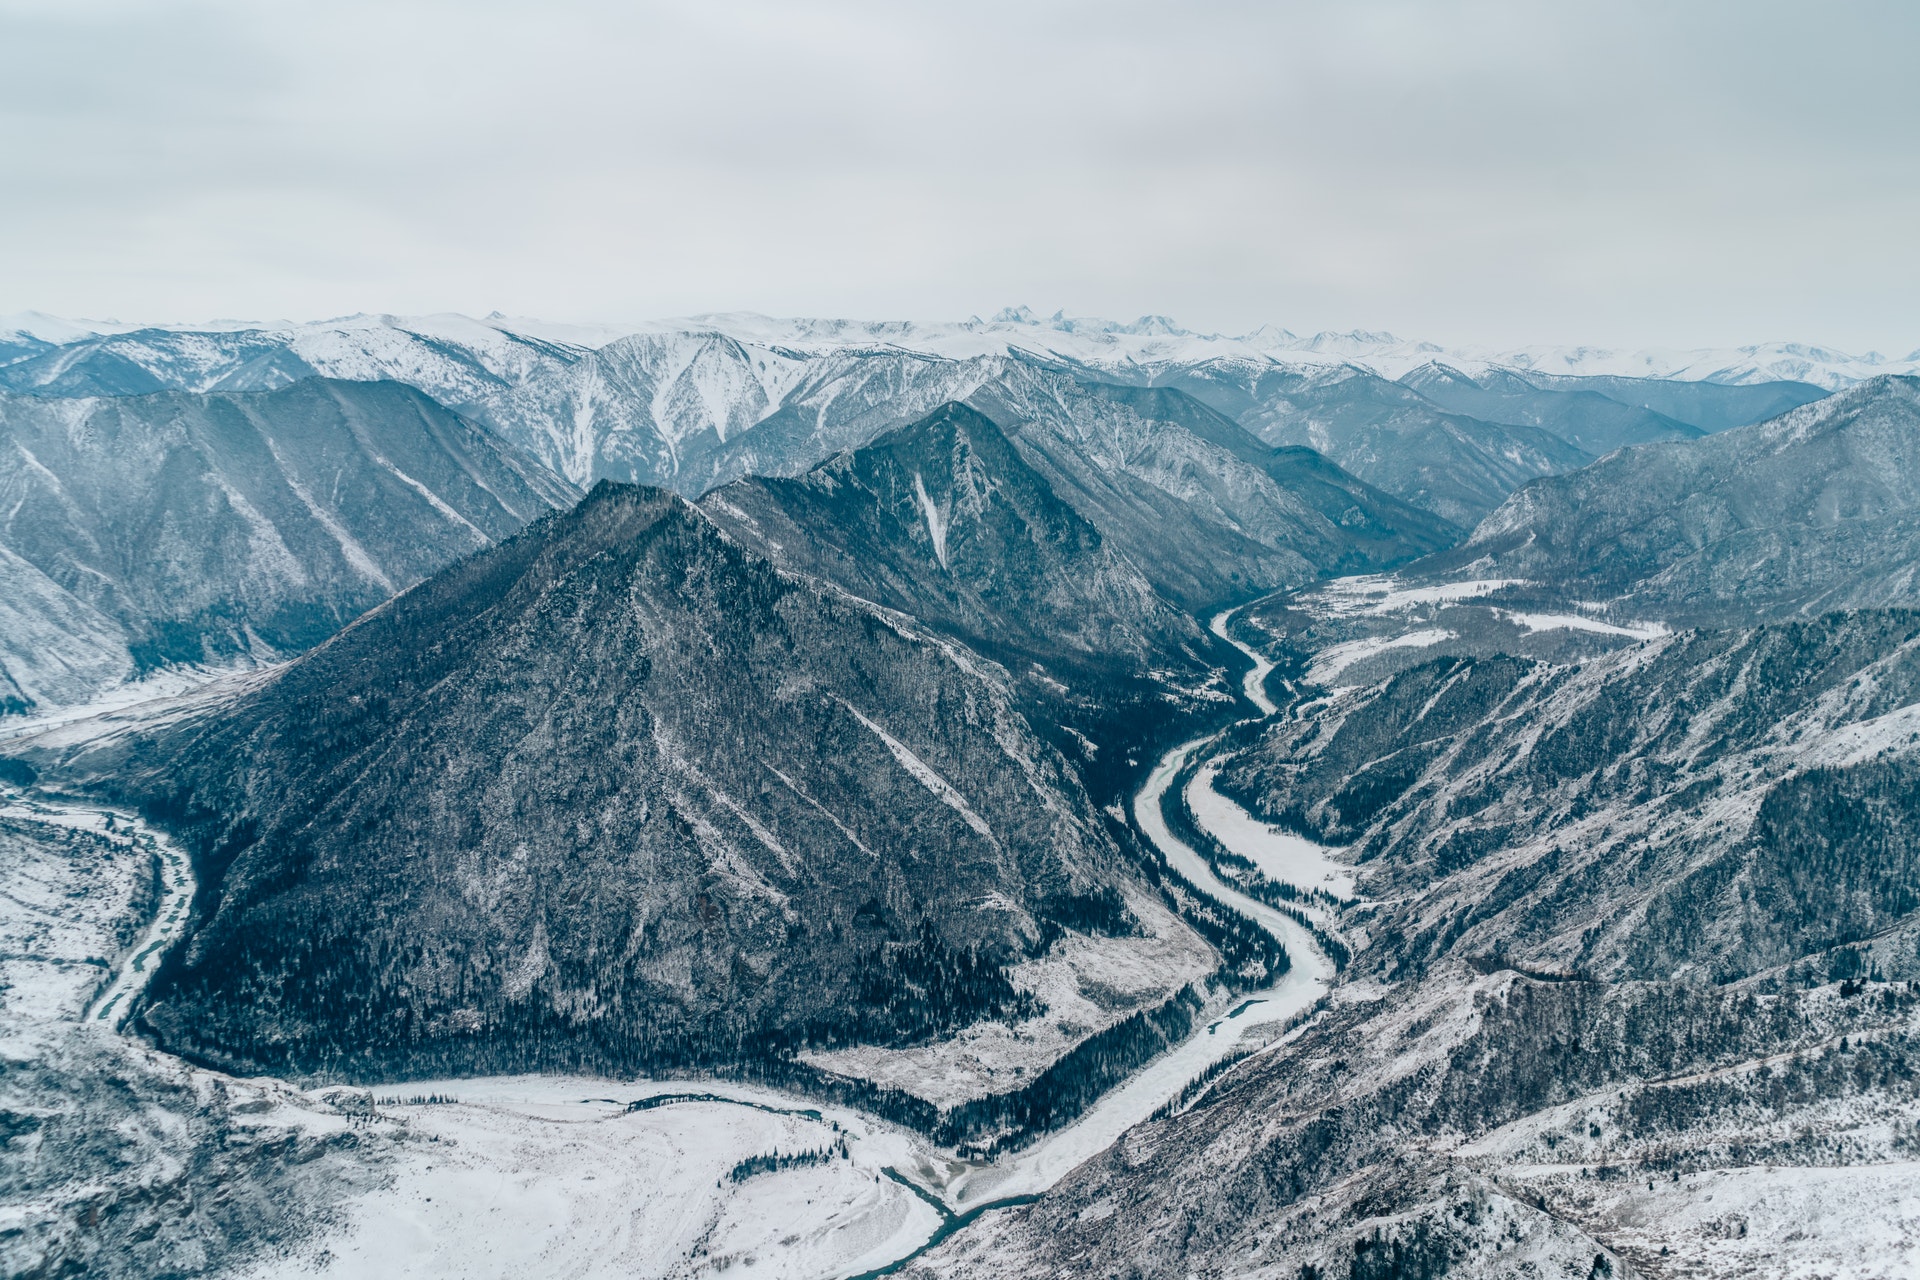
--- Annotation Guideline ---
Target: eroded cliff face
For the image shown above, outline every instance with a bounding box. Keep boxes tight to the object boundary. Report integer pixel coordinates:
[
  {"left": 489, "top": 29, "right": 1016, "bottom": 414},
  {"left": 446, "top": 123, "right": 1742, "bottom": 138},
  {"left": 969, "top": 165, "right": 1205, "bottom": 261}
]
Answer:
[{"left": 90, "top": 483, "right": 1149, "bottom": 1080}]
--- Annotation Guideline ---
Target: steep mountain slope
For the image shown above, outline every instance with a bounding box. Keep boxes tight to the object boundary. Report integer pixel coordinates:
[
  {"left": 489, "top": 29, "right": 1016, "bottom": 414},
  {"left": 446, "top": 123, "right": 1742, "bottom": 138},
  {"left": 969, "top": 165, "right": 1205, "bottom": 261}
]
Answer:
[
  {"left": 1434, "top": 376, "right": 1920, "bottom": 623},
  {"left": 69, "top": 484, "right": 1169, "bottom": 1082},
  {"left": 1131, "top": 359, "right": 1591, "bottom": 524},
  {"left": 1515, "top": 369, "right": 1827, "bottom": 434},
  {"left": 923, "top": 609, "right": 1920, "bottom": 1279},
  {"left": 688, "top": 349, "right": 1002, "bottom": 492},
  {"left": 1398, "top": 362, "right": 1704, "bottom": 455},
  {"left": 513, "top": 330, "right": 807, "bottom": 484},
  {"left": 10, "top": 313, "right": 1847, "bottom": 510},
  {"left": 700, "top": 403, "right": 1206, "bottom": 677},
  {"left": 968, "top": 365, "right": 1460, "bottom": 609},
  {"left": 0, "top": 380, "right": 576, "bottom": 715}
]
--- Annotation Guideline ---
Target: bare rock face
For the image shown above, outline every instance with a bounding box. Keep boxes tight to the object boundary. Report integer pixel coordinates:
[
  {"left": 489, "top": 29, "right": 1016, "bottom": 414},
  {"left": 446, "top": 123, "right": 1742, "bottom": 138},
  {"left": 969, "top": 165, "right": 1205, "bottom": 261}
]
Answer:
[
  {"left": 94, "top": 484, "right": 1137, "bottom": 1080},
  {"left": 0, "top": 379, "right": 576, "bottom": 714}
]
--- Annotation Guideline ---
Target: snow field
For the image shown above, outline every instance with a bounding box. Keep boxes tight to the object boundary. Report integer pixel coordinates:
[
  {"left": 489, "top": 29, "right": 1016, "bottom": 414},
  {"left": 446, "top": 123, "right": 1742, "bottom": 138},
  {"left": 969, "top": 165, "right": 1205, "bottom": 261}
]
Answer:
[
  {"left": 1303, "top": 575, "right": 1522, "bottom": 618},
  {"left": 1498, "top": 610, "right": 1669, "bottom": 641},
  {"left": 1306, "top": 629, "right": 1455, "bottom": 685},
  {"left": 1516, "top": 1161, "right": 1920, "bottom": 1279},
  {"left": 241, "top": 1079, "right": 945, "bottom": 1280}
]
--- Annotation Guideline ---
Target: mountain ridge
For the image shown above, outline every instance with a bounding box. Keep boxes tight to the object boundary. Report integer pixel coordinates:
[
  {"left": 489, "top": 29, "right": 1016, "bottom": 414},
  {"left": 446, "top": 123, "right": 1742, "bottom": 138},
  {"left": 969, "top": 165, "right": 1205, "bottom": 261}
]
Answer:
[{"left": 0, "top": 378, "right": 577, "bottom": 715}]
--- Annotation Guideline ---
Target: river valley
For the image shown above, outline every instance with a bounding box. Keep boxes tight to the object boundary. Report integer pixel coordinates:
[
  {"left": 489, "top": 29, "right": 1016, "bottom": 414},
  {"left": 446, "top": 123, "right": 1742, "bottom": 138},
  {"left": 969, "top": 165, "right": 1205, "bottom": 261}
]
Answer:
[{"left": 1, "top": 607, "right": 1347, "bottom": 1280}]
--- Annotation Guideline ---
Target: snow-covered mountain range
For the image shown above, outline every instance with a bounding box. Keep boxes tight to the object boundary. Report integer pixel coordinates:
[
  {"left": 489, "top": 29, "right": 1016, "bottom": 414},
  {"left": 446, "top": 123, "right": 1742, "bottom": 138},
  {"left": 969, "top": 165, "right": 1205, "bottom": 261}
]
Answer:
[
  {"left": 5, "top": 306, "right": 1914, "bottom": 390},
  {"left": 7, "top": 303, "right": 1920, "bottom": 1280},
  {"left": 0, "top": 309, "right": 1843, "bottom": 513}
]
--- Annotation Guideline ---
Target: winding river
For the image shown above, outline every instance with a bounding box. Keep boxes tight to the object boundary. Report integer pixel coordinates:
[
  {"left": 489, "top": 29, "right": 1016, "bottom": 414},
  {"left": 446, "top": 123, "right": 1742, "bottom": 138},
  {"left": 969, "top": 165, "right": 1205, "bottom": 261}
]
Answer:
[
  {"left": 2, "top": 604, "right": 1338, "bottom": 1279},
  {"left": 851, "top": 605, "right": 1339, "bottom": 1271}
]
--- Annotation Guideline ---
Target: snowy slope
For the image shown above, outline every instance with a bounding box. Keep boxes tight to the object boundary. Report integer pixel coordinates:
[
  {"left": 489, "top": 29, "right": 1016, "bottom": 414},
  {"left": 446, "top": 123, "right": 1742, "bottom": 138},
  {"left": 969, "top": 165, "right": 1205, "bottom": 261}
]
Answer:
[{"left": 0, "top": 379, "right": 576, "bottom": 715}]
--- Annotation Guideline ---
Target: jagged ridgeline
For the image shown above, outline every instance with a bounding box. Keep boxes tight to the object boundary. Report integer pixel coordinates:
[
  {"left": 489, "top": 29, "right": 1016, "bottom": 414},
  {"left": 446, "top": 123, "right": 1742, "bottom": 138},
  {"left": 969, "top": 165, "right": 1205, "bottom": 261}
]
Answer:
[{"left": 100, "top": 483, "right": 1140, "bottom": 1078}]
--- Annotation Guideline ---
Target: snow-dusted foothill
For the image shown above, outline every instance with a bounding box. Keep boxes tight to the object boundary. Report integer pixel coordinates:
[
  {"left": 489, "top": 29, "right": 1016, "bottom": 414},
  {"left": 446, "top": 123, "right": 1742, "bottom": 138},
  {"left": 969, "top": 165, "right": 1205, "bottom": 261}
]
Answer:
[
  {"left": 916, "top": 605, "right": 1920, "bottom": 1280},
  {"left": 0, "top": 797, "right": 392, "bottom": 1280}
]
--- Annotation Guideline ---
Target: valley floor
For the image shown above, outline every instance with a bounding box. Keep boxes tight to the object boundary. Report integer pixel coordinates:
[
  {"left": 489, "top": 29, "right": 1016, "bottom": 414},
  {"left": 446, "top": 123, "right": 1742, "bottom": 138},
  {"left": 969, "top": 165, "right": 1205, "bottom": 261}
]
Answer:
[{"left": 0, "top": 617, "right": 1341, "bottom": 1279}]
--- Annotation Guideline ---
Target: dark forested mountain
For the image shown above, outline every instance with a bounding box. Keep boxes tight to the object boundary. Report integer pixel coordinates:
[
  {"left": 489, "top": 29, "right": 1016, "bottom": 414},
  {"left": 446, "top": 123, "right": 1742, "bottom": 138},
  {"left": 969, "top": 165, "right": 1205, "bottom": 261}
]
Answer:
[
  {"left": 1399, "top": 361, "right": 1830, "bottom": 452},
  {"left": 5, "top": 308, "right": 1908, "bottom": 1278},
  {"left": 1430, "top": 375, "right": 1920, "bottom": 623},
  {"left": 0, "top": 379, "right": 576, "bottom": 716},
  {"left": 80, "top": 483, "right": 1145, "bottom": 1078},
  {"left": 1514, "top": 367, "right": 1828, "bottom": 434},
  {"left": 1397, "top": 362, "right": 1705, "bottom": 455},
  {"left": 923, "top": 609, "right": 1920, "bottom": 1279},
  {"left": 700, "top": 403, "right": 1209, "bottom": 676}
]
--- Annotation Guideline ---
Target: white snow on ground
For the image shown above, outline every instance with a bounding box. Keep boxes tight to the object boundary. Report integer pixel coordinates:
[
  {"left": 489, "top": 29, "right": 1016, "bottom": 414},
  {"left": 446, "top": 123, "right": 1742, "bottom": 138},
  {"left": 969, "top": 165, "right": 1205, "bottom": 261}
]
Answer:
[
  {"left": 0, "top": 799, "right": 149, "bottom": 1036},
  {"left": 1306, "top": 629, "right": 1454, "bottom": 685},
  {"left": 1186, "top": 761, "right": 1355, "bottom": 902},
  {"left": 0, "top": 795, "right": 195, "bottom": 1033},
  {"left": 239, "top": 1079, "right": 945, "bottom": 1280},
  {"left": 1210, "top": 607, "right": 1277, "bottom": 715},
  {"left": 912, "top": 472, "right": 950, "bottom": 570},
  {"left": 1787, "top": 697, "right": 1920, "bottom": 771},
  {"left": 1303, "top": 575, "right": 1522, "bottom": 618},
  {"left": 1499, "top": 610, "right": 1670, "bottom": 641},
  {"left": 799, "top": 893, "right": 1214, "bottom": 1108},
  {"left": 0, "top": 663, "right": 275, "bottom": 747},
  {"left": 1533, "top": 1161, "right": 1920, "bottom": 1279},
  {"left": 835, "top": 699, "right": 995, "bottom": 840}
]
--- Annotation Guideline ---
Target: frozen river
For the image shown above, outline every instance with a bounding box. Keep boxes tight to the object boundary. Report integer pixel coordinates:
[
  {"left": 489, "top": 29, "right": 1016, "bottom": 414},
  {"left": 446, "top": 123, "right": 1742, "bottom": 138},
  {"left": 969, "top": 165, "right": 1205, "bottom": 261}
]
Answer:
[{"left": 16, "top": 606, "right": 1341, "bottom": 1279}]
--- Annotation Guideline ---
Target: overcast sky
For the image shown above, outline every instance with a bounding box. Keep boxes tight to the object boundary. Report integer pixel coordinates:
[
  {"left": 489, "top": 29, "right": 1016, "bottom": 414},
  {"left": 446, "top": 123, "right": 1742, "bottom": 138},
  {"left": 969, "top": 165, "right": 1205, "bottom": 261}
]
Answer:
[{"left": 3, "top": 0, "right": 1917, "bottom": 351}]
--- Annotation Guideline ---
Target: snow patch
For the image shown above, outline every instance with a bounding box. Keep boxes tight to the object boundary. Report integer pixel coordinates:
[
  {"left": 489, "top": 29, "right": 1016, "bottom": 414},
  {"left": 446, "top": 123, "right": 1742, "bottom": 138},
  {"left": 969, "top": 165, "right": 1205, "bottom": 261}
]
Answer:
[
  {"left": 1187, "top": 761, "right": 1355, "bottom": 901},
  {"left": 1499, "top": 610, "right": 1669, "bottom": 641},
  {"left": 837, "top": 699, "right": 994, "bottom": 840},
  {"left": 913, "top": 470, "right": 950, "bottom": 569},
  {"left": 1307, "top": 629, "right": 1454, "bottom": 684}
]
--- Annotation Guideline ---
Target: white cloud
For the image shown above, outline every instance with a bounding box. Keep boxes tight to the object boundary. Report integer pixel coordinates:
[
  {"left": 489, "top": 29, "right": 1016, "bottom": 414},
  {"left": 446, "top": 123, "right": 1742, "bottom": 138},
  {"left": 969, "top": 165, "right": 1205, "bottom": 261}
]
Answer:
[{"left": 1, "top": 0, "right": 1916, "bottom": 352}]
